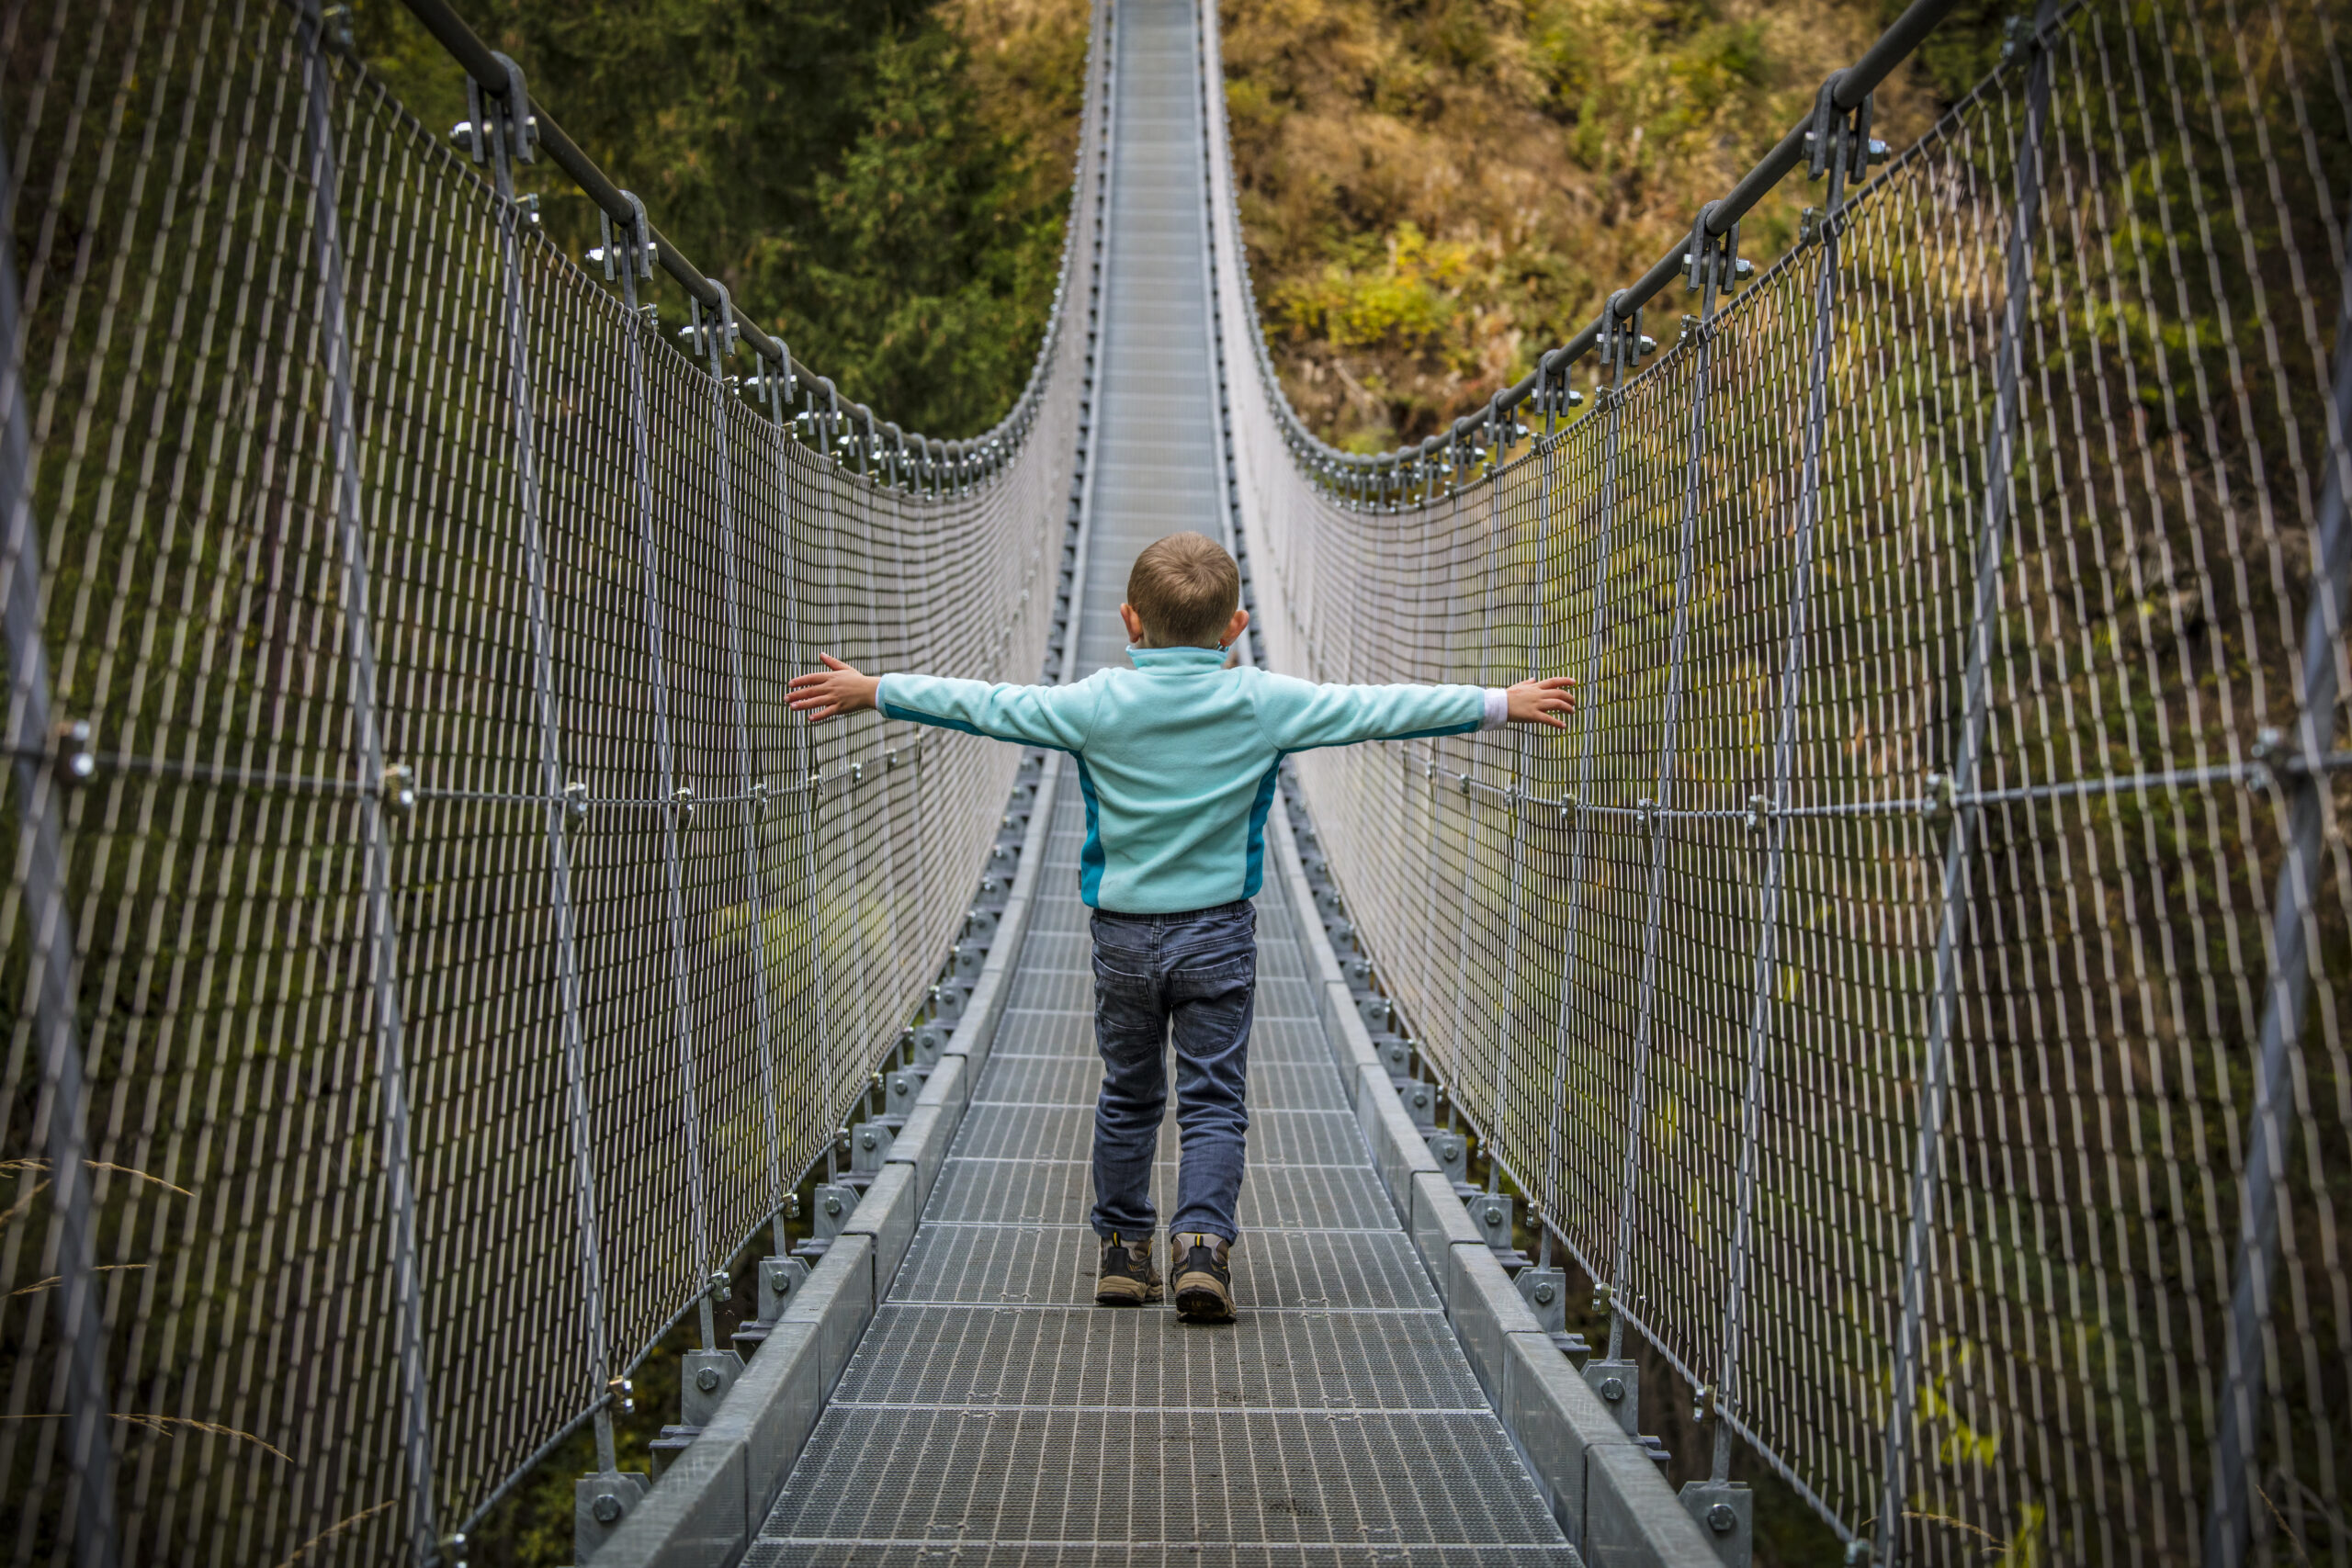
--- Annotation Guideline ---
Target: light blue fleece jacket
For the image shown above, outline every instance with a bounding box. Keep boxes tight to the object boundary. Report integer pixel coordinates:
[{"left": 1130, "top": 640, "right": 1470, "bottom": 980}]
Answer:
[{"left": 876, "top": 647, "right": 1507, "bottom": 913}]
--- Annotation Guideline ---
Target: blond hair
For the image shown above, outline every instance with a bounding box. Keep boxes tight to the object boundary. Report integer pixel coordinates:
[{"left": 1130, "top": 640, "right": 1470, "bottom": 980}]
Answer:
[{"left": 1125, "top": 532, "right": 1240, "bottom": 647}]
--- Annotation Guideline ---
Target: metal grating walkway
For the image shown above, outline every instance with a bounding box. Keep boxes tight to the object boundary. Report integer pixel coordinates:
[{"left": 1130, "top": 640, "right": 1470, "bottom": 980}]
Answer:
[
  {"left": 747, "top": 790, "right": 1579, "bottom": 1565},
  {"left": 747, "top": 2, "right": 1580, "bottom": 1561}
]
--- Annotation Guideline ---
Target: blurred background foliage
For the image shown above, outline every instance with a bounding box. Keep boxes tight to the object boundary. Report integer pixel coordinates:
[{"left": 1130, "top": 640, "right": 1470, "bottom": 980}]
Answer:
[
  {"left": 352, "top": 0, "right": 2017, "bottom": 452},
  {"left": 353, "top": 0, "right": 1088, "bottom": 439},
  {"left": 1222, "top": 0, "right": 2022, "bottom": 450}
]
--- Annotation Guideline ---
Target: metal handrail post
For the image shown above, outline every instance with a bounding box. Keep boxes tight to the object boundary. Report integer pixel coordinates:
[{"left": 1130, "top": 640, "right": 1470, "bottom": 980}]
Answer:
[
  {"left": 695, "top": 296, "right": 792, "bottom": 1261},
  {"left": 758, "top": 367, "right": 839, "bottom": 1190},
  {"left": 477, "top": 53, "right": 619, "bottom": 1477},
  {"left": 819, "top": 400, "right": 876, "bottom": 1156},
  {"left": 1479, "top": 441, "right": 1532, "bottom": 1199},
  {"left": 2199, "top": 146, "right": 2352, "bottom": 1568},
  {"left": 1871, "top": 17, "right": 2056, "bottom": 1556},
  {"left": 1444, "top": 468, "right": 1484, "bottom": 1116},
  {"left": 1534, "top": 372, "right": 1613, "bottom": 1281},
  {"left": 614, "top": 210, "right": 720, "bottom": 1354},
  {"left": 0, "top": 109, "right": 119, "bottom": 1568},
  {"left": 1608, "top": 215, "right": 1725, "bottom": 1471},
  {"left": 300, "top": 13, "right": 442, "bottom": 1556},
  {"left": 1592, "top": 296, "right": 1647, "bottom": 1367}
]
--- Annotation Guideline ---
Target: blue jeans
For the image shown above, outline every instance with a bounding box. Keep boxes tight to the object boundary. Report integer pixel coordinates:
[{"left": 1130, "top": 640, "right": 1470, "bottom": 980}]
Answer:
[{"left": 1089, "top": 899, "right": 1255, "bottom": 1244}]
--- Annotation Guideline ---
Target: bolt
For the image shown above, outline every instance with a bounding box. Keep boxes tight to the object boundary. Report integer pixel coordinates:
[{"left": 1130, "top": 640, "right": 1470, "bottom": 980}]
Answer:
[
  {"left": 823, "top": 1195, "right": 842, "bottom": 1216},
  {"left": 1600, "top": 1377, "right": 1624, "bottom": 1403},
  {"left": 380, "top": 763, "right": 417, "bottom": 815},
  {"left": 592, "top": 1493, "right": 623, "bottom": 1524},
  {"left": 1707, "top": 1503, "right": 1736, "bottom": 1533},
  {"left": 862, "top": 1130, "right": 878, "bottom": 1149},
  {"left": 53, "top": 720, "right": 95, "bottom": 785},
  {"left": 1532, "top": 1282, "right": 1555, "bottom": 1305},
  {"left": 695, "top": 1366, "right": 722, "bottom": 1393}
]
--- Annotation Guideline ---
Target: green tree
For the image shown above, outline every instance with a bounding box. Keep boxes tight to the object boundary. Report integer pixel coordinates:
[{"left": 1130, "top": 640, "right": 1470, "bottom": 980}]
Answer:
[{"left": 353, "top": 0, "right": 1080, "bottom": 437}]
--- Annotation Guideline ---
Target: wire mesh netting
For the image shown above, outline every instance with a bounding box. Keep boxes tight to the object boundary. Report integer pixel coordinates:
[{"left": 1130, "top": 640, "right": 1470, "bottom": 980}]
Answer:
[
  {"left": 1211, "top": 0, "right": 2349, "bottom": 1561},
  {"left": 0, "top": 0, "right": 1099, "bottom": 1559}
]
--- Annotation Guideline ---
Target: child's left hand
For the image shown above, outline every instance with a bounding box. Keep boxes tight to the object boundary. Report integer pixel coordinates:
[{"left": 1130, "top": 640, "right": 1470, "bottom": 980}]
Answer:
[
  {"left": 788, "top": 654, "right": 880, "bottom": 721},
  {"left": 1505, "top": 675, "right": 1577, "bottom": 729}
]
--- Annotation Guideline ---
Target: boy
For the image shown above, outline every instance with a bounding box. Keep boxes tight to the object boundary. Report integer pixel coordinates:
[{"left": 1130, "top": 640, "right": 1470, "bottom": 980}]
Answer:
[{"left": 787, "top": 532, "right": 1573, "bottom": 1322}]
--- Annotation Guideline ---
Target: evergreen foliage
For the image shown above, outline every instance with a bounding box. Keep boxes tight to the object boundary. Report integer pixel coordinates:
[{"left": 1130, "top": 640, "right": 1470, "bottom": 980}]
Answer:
[{"left": 353, "top": 0, "right": 1085, "bottom": 440}]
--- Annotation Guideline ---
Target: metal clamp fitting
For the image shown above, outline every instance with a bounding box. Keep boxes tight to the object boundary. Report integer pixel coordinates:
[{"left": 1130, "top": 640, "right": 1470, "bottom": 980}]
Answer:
[
  {"left": 457, "top": 51, "right": 535, "bottom": 168},
  {"left": 381, "top": 763, "right": 417, "bottom": 816},
  {"left": 1921, "top": 771, "right": 1957, "bottom": 820},
  {"left": 594, "top": 190, "right": 655, "bottom": 282},
  {"left": 1683, "top": 203, "right": 1751, "bottom": 297},
  {"left": 51, "top": 719, "right": 95, "bottom": 786}
]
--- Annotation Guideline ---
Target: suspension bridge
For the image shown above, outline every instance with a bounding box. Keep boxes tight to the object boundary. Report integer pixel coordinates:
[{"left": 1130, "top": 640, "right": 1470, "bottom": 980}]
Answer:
[{"left": 3, "top": 0, "right": 2346, "bottom": 1564}]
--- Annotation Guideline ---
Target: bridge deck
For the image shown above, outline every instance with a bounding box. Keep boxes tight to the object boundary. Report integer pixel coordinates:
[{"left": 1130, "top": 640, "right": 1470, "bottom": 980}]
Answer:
[
  {"left": 749, "top": 788, "right": 1575, "bottom": 1562},
  {"left": 746, "top": 4, "right": 1578, "bottom": 1561}
]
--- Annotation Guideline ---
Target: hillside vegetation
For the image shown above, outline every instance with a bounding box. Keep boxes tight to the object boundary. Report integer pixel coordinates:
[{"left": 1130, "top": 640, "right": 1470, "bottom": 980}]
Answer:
[
  {"left": 357, "top": 0, "right": 2008, "bottom": 450},
  {"left": 1223, "top": 0, "right": 2014, "bottom": 449}
]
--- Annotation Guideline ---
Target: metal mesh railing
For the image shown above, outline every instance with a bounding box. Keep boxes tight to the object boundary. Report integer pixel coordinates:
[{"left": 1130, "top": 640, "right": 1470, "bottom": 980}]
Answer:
[
  {"left": 1205, "top": 0, "right": 2350, "bottom": 1561},
  {"left": 0, "top": 0, "right": 1104, "bottom": 1559}
]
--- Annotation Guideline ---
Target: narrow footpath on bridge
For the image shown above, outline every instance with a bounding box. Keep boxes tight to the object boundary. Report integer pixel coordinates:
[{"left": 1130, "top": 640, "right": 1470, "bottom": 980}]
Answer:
[{"left": 746, "top": 3, "right": 1588, "bottom": 1559}]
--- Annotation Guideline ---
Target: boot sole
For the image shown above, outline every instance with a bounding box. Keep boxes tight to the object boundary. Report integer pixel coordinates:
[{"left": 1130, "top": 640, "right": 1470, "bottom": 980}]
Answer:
[
  {"left": 1172, "top": 1277, "right": 1233, "bottom": 1321},
  {"left": 1094, "top": 1278, "right": 1162, "bottom": 1305}
]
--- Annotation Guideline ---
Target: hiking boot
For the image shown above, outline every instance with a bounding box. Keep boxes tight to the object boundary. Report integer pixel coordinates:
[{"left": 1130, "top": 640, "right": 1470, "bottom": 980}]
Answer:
[
  {"left": 1171, "top": 1232, "right": 1235, "bottom": 1322},
  {"left": 1095, "top": 1232, "right": 1162, "bottom": 1305}
]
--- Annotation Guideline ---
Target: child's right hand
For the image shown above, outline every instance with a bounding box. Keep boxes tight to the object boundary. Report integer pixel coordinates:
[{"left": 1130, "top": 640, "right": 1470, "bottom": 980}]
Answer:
[
  {"left": 787, "top": 654, "right": 880, "bottom": 722},
  {"left": 1505, "top": 676, "right": 1577, "bottom": 729}
]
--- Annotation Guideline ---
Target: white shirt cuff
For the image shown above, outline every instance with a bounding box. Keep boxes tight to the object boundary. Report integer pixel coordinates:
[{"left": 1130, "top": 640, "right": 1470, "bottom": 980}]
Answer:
[{"left": 1481, "top": 688, "right": 1510, "bottom": 730}]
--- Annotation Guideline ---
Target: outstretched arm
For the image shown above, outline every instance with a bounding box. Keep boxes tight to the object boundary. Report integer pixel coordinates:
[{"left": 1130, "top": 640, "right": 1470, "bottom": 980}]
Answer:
[
  {"left": 789, "top": 657, "right": 1093, "bottom": 750},
  {"left": 1254, "top": 671, "right": 1576, "bottom": 750}
]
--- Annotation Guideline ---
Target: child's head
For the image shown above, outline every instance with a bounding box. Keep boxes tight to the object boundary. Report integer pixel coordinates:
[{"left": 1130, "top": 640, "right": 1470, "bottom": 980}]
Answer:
[{"left": 1125, "top": 533, "right": 1241, "bottom": 648}]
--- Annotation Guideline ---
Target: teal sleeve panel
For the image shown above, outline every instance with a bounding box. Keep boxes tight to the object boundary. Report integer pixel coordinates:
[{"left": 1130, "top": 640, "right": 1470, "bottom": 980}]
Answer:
[
  {"left": 876, "top": 671, "right": 1096, "bottom": 750},
  {"left": 1249, "top": 672, "right": 1487, "bottom": 751}
]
